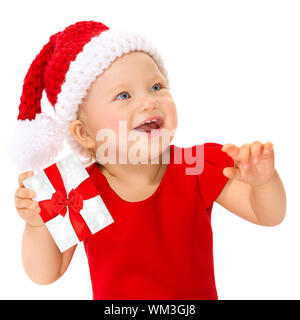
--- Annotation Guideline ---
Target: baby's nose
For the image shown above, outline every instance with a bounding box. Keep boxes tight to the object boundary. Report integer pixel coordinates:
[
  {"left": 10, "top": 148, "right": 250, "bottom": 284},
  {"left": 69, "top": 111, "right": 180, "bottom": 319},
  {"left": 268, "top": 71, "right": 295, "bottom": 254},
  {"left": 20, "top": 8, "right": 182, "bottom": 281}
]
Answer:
[{"left": 138, "top": 98, "right": 159, "bottom": 112}]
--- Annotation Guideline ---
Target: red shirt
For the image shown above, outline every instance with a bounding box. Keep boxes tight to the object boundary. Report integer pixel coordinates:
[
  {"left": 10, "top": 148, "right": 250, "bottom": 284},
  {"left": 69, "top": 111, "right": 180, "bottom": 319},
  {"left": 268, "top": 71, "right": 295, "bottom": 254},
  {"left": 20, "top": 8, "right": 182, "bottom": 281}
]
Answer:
[{"left": 83, "top": 142, "right": 234, "bottom": 300}]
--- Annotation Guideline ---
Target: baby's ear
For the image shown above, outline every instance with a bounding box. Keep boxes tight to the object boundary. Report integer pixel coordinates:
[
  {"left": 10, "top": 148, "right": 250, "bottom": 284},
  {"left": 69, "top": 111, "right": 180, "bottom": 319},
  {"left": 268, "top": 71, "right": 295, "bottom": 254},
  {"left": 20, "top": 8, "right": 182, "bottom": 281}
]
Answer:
[
  {"left": 68, "top": 119, "right": 86, "bottom": 142},
  {"left": 83, "top": 136, "right": 96, "bottom": 149},
  {"left": 68, "top": 119, "right": 80, "bottom": 136},
  {"left": 68, "top": 119, "right": 95, "bottom": 150}
]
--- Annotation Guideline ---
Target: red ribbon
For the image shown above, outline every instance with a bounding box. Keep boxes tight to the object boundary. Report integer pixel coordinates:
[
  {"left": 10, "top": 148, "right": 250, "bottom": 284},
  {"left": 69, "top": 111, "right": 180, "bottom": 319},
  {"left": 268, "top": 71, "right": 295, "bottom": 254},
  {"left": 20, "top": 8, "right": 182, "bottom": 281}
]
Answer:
[
  {"left": 51, "top": 188, "right": 83, "bottom": 217},
  {"left": 38, "top": 162, "right": 100, "bottom": 242}
]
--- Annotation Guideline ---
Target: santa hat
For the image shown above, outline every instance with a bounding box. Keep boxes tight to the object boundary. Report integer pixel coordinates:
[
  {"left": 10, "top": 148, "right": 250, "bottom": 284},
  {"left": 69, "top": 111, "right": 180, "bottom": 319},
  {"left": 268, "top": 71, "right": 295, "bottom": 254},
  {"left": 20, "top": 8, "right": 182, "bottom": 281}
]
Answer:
[{"left": 8, "top": 20, "right": 170, "bottom": 173}]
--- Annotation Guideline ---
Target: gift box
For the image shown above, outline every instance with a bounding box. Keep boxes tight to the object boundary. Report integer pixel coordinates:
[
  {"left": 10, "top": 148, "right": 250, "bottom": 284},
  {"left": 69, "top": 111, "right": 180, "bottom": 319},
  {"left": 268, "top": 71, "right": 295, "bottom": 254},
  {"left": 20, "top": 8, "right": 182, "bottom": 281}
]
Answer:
[{"left": 23, "top": 152, "right": 114, "bottom": 252}]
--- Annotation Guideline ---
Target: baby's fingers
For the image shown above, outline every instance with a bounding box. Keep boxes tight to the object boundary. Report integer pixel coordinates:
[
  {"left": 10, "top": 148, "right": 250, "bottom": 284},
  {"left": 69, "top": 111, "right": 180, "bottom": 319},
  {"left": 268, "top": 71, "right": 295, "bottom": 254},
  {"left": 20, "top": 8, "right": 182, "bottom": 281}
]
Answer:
[
  {"left": 15, "top": 197, "right": 39, "bottom": 210},
  {"left": 221, "top": 144, "right": 239, "bottom": 159},
  {"left": 250, "top": 141, "right": 263, "bottom": 164},
  {"left": 237, "top": 143, "right": 251, "bottom": 167},
  {"left": 223, "top": 166, "right": 241, "bottom": 180},
  {"left": 17, "top": 207, "right": 42, "bottom": 223},
  {"left": 15, "top": 187, "right": 35, "bottom": 199},
  {"left": 18, "top": 170, "right": 34, "bottom": 188}
]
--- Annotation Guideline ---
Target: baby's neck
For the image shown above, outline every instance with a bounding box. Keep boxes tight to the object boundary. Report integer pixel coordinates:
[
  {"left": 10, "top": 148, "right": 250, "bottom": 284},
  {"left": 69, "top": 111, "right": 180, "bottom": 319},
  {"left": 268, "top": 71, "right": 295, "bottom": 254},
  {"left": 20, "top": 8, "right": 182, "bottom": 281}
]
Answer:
[
  {"left": 97, "top": 146, "right": 171, "bottom": 187},
  {"left": 99, "top": 162, "right": 167, "bottom": 187}
]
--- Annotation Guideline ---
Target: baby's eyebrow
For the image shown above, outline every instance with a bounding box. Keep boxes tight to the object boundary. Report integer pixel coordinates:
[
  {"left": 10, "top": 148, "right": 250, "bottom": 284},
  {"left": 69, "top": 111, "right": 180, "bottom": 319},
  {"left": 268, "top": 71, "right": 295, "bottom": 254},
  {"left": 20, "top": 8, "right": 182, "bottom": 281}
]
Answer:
[
  {"left": 108, "top": 83, "right": 128, "bottom": 95},
  {"left": 109, "top": 74, "right": 166, "bottom": 94},
  {"left": 151, "top": 73, "right": 166, "bottom": 82}
]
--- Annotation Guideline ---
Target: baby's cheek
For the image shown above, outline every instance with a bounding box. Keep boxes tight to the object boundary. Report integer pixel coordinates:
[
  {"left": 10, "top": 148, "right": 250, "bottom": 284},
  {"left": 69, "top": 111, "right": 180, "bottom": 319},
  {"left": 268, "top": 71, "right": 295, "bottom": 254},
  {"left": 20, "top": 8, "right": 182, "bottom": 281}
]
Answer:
[
  {"left": 95, "top": 113, "right": 119, "bottom": 131},
  {"left": 96, "top": 115, "right": 129, "bottom": 144},
  {"left": 107, "top": 117, "right": 130, "bottom": 136},
  {"left": 164, "top": 102, "right": 177, "bottom": 130},
  {"left": 110, "top": 119, "right": 123, "bottom": 133}
]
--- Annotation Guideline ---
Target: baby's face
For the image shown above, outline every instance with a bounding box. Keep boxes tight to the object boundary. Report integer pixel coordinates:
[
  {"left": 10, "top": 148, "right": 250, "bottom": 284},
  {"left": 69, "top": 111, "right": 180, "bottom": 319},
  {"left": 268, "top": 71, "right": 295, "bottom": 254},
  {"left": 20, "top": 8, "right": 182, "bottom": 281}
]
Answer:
[{"left": 75, "top": 51, "right": 177, "bottom": 164}]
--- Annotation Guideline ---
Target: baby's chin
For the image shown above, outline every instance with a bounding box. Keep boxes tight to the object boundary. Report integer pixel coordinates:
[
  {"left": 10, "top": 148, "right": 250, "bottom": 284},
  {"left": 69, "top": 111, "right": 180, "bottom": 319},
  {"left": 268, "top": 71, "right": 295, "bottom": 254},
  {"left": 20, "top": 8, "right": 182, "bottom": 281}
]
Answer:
[
  {"left": 123, "top": 138, "right": 170, "bottom": 165},
  {"left": 94, "top": 132, "right": 174, "bottom": 165}
]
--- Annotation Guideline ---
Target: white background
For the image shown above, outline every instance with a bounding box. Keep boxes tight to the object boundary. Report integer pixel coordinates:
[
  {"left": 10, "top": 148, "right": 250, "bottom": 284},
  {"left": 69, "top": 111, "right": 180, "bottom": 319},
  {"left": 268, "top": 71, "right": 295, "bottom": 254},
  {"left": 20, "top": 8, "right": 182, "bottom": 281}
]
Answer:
[{"left": 0, "top": 0, "right": 299, "bottom": 299}]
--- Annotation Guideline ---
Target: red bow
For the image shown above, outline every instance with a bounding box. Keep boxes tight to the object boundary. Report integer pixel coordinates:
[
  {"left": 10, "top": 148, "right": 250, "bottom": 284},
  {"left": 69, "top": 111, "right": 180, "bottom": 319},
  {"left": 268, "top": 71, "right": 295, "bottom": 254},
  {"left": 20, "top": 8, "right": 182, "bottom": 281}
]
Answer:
[
  {"left": 51, "top": 188, "right": 83, "bottom": 217},
  {"left": 39, "top": 164, "right": 100, "bottom": 242}
]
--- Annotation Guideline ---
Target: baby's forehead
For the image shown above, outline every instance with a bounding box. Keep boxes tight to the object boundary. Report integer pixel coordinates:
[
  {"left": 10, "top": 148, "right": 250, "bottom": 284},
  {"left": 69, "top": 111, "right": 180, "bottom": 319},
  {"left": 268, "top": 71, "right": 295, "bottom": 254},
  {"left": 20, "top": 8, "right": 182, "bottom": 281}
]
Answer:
[
  {"left": 97, "top": 69, "right": 165, "bottom": 89},
  {"left": 106, "top": 51, "right": 163, "bottom": 76},
  {"left": 91, "top": 52, "right": 167, "bottom": 92}
]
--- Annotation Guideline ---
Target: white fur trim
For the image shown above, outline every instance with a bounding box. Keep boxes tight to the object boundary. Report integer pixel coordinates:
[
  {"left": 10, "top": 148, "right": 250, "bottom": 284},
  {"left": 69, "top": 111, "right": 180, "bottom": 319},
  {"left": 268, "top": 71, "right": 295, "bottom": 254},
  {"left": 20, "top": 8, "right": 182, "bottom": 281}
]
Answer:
[
  {"left": 54, "top": 29, "right": 170, "bottom": 159},
  {"left": 8, "top": 112, "right": 64, "bottom": 172}
]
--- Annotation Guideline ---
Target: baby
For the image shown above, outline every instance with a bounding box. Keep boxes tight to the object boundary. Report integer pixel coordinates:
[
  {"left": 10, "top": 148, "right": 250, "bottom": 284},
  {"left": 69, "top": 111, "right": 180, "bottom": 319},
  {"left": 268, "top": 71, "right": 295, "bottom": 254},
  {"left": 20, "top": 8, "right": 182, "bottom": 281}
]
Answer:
[{"left": 12, "top": 21, "right": 286, "bottom": 300}]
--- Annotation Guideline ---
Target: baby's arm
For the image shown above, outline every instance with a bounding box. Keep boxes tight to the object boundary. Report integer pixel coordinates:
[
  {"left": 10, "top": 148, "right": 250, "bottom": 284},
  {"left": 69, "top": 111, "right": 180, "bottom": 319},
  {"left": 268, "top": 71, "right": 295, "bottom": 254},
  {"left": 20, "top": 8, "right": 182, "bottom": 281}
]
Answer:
[
  {"left": 216, "top": 141, "right": 286, "bottom": 226},
  {"left": 15, "top": 171, "right": 77, "bottom": 284},
  {"left": 216, "top": 170, "right": 286, "bottom": 226}
]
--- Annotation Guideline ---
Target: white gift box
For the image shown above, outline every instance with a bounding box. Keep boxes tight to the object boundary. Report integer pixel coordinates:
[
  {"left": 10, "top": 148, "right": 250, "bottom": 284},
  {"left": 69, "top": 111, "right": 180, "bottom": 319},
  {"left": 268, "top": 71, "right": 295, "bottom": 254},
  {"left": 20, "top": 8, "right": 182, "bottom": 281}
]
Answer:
[{"left": 23, "top": 152, "right": 114, "bottom": 252}]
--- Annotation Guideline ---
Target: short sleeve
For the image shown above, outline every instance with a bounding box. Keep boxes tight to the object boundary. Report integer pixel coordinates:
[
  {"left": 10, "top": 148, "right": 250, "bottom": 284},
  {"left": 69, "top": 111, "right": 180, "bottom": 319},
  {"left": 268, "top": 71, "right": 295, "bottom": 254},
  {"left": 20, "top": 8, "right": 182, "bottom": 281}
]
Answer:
[{"left": 197, "top": 142, "right": 234, "bottom": 210}]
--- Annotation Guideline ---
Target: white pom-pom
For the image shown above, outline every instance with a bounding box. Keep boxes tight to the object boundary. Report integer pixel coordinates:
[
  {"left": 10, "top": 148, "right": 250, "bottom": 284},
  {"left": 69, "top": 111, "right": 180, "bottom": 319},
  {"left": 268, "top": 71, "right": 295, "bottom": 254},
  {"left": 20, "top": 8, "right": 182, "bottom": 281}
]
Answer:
[{"left": 7, "top": 113, "right": 64, "bottom": 173}]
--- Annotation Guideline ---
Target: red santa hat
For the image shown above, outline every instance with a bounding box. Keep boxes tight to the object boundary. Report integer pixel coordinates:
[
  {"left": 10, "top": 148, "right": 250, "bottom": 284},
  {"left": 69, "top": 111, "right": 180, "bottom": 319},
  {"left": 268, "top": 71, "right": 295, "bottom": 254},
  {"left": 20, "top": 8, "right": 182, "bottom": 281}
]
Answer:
[{"left": 8, "top": 20, "right": 169, "bottom": 172}]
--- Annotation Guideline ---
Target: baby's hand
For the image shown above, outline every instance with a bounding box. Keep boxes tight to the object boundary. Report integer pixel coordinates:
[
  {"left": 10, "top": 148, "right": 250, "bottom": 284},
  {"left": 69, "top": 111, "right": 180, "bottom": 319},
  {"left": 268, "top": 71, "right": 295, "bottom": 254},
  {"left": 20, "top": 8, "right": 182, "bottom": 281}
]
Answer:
[
  {"left": 221, "top": 141, "right": 275, "bottom": 187},
  {"left": 15, "top": 171, "right": 44, "bottom": 227}
]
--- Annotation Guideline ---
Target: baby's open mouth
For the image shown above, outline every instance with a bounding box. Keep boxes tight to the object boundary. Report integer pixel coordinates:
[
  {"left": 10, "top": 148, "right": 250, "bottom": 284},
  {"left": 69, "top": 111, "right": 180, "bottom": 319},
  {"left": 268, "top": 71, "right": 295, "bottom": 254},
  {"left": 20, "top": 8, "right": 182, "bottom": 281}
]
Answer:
[{"left": 134, "top": 118, "right": 164, "bottom": 133}]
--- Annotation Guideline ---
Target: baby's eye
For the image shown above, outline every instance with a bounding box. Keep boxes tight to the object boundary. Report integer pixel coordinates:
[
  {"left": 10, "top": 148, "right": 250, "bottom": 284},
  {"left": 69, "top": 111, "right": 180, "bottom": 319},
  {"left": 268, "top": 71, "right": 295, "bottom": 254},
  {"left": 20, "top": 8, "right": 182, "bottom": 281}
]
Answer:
[
  {"left": 152, "top": 83, "right": 163, "bottom": 92},
  {"left": 114, "top": 83, "right": 163, "bottom": 100},
  {"left": 115, "top": 92, "right": 130, "bottom": 100}
]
